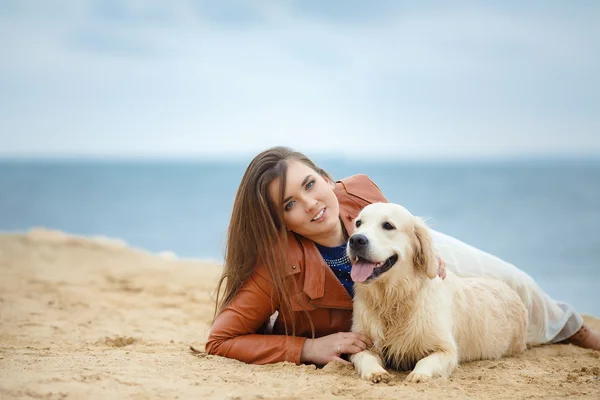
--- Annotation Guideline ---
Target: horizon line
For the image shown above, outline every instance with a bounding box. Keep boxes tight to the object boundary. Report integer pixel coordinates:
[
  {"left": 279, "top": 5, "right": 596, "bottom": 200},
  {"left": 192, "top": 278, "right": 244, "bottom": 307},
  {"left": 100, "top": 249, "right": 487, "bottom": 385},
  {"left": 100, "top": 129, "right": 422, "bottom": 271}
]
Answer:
[{"left": 1, "top": 152, "right": 599, "bottom": 165}]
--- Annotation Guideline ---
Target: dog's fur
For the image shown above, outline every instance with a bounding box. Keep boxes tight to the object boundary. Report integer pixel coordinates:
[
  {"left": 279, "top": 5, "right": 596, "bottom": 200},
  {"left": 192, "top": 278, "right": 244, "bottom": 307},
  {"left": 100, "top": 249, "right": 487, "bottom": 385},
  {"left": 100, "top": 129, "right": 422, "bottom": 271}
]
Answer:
[{"left": 347, "top": 203, "right": 527, "bottom": 383}]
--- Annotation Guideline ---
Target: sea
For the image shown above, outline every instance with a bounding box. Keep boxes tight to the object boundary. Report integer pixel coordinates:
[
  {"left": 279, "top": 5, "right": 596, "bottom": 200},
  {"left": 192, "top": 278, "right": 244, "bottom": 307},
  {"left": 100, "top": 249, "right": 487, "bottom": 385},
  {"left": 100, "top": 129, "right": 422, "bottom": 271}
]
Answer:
[{"left": 1, "top": 157, "right": 599, "bottom": 315}]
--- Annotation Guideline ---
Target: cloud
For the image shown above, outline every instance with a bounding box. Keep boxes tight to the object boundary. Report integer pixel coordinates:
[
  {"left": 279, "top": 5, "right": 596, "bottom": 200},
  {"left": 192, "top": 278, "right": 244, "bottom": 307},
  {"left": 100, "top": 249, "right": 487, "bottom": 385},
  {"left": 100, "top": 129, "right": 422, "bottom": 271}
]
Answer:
[{"left": 1, "top": 0, "right": 599, "bottom": 159}]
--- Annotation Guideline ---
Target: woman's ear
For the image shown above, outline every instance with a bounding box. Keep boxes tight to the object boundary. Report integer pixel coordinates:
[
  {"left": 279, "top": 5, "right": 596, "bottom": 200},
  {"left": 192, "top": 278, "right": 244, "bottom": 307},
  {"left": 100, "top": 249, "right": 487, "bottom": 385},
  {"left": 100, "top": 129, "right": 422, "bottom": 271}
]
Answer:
[{"left": 412, "top": 217, "right": 438, "bottom": 279}]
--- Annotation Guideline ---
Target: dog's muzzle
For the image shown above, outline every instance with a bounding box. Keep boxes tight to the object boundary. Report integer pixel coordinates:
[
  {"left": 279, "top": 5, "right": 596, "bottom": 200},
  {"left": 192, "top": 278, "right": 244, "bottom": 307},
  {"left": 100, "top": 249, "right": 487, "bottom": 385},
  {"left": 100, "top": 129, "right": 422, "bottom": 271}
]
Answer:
[{"left": 348, "top": 234, "right": 398, "bottom": 283}]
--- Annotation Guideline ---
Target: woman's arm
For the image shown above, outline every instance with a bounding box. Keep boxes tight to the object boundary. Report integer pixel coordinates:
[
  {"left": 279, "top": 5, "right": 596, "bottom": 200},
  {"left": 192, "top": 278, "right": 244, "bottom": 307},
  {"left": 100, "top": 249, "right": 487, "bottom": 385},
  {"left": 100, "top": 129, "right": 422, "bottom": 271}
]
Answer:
[{"left": 205, "top": 269, "right": 306, "bottom": 365}]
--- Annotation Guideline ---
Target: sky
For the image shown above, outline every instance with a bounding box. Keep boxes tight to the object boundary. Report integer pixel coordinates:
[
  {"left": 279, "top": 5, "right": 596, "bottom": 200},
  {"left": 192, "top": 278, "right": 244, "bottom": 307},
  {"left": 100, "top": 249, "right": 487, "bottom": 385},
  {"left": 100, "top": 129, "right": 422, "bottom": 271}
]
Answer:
[{"left": 1, "top": 0, "right": 599, "bottom": 160}]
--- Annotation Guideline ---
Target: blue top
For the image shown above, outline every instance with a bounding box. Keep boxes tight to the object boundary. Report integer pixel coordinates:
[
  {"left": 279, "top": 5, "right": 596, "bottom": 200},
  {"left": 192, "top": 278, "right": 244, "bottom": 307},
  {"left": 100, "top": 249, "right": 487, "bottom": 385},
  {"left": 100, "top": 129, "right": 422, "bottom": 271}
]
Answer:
[{"left": 315, "top": 242, "right": 354, "bottom": 298}]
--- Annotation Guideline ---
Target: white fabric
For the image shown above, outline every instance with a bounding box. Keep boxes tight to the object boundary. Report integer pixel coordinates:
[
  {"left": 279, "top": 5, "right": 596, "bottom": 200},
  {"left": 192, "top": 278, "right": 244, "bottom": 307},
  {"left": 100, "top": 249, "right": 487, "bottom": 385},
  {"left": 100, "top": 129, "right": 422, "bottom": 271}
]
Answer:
[{"left": 430, "top": 229, "right": 582, "bottom": 345}]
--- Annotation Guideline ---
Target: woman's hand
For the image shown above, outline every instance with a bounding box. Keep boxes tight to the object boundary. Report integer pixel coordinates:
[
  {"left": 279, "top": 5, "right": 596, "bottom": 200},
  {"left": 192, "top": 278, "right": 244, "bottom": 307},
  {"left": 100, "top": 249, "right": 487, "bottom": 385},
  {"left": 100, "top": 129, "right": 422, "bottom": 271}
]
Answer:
[
  {"left": 300, "top": 332, "right": 373, "bottom": 366},
  {"left": 436, "top": 254, "right": 447, "bottom": 280}
]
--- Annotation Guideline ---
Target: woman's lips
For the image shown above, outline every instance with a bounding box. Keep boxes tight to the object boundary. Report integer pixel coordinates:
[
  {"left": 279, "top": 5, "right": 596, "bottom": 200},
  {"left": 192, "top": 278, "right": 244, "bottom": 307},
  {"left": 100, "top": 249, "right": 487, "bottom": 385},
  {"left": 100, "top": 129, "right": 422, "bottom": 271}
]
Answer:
[{"left": 311, "top": 207, "right": 326, "bottom": 222}]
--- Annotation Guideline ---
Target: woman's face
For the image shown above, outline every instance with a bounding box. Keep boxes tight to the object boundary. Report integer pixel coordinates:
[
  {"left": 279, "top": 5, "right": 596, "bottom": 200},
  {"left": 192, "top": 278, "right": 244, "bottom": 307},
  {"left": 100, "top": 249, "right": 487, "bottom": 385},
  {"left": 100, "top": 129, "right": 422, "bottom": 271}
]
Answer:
[{"left": 268, "top": 160, "right": 342, "bottom": 245}]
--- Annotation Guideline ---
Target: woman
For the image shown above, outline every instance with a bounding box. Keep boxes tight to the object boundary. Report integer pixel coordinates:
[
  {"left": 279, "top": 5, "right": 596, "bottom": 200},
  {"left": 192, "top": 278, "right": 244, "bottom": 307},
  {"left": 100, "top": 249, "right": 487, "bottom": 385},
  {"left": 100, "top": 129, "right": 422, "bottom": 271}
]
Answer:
[{"left": 205, "top": 146, "right": 600, "bottom": 366}]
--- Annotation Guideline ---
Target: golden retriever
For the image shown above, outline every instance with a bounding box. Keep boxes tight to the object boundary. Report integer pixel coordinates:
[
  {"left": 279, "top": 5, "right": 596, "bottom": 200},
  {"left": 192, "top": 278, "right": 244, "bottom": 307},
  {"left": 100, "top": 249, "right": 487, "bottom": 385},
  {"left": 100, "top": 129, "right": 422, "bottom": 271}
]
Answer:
[{"left": 347, "top": 203, "right": 527, "bottom": 383}]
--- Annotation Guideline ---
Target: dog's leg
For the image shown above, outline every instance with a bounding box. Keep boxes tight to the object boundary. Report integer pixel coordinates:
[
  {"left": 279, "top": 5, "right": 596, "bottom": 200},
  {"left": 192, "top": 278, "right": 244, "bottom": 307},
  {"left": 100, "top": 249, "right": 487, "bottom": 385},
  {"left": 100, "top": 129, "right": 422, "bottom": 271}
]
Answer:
[
  {"left": 350, "top": 293, "right": 390, "bottom": 383},
  {"left": 350, "top": 350, "right": 391, "bottom": 383},
  {"left": 406, "top": 348, "right": 458, "bottom": 383}
]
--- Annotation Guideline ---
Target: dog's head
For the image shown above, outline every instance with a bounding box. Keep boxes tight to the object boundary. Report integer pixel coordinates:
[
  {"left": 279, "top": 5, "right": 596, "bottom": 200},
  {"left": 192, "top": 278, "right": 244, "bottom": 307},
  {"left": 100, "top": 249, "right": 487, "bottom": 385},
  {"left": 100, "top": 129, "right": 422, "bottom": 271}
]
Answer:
[{"left": 347, "top": 202, "right": 438, "bottom": 285}]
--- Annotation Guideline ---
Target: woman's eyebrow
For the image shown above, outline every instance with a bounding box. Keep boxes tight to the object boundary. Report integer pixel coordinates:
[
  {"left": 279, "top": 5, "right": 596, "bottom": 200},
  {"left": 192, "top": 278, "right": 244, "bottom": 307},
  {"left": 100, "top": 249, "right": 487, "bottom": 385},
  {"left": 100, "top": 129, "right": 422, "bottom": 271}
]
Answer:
[{"left": 283, "top": 174, "right": 313, "bottom": 204}]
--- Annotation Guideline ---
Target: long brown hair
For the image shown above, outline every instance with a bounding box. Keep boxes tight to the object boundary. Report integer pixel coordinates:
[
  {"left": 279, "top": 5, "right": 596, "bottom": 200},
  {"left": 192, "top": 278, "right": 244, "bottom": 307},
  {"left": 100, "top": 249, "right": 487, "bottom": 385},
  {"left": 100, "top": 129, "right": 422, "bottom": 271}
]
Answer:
[{"left": 212, "top": 146, "right": 333, "bottom": 334}]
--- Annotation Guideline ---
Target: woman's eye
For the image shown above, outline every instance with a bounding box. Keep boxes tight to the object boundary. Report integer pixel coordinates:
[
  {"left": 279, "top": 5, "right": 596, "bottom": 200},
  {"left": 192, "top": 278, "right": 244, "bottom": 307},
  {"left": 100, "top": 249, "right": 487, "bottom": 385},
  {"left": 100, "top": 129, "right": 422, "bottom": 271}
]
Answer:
[
  {"left": 356, "top": 220, "right": 362, "bottom": 228},
  {"left": 383, "top": 222, "right": 395, "bottom": 230},
  {"left": 285, "top": 201, "right": 295, "bottom": 211},
  {"left": 305, "top": 180, "right": 315, "bottom": 190}
]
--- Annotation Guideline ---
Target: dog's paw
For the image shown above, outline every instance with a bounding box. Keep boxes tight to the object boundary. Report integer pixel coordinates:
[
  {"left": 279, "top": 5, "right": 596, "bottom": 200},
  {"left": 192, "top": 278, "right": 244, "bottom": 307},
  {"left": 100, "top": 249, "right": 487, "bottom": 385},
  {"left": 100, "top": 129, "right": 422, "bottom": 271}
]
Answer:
[
  {"left": 362, "top": 369, "right": 392, "bottom": 384},
  {"left": 406, "top": 371, "right": 431, "bottom": 383}
]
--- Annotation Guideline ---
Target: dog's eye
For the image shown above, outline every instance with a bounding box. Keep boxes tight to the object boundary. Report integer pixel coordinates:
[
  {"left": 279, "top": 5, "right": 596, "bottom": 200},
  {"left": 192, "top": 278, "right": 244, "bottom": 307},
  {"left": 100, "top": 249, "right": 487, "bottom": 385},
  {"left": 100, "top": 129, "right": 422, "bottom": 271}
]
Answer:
[
  {"left": 383, "top": 222, "right": 395, "bottom": 230},
  {"left": 355, "top": 220, "right": 362, "bottom": 228}
]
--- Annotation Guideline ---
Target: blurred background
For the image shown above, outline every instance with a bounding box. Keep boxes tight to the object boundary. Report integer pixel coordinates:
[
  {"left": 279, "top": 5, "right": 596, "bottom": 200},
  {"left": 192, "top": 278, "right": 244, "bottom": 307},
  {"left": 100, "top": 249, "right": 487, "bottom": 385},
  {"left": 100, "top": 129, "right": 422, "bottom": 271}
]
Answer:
[{"left": 1, "top": 1, "right": 599, "bottom": 314}]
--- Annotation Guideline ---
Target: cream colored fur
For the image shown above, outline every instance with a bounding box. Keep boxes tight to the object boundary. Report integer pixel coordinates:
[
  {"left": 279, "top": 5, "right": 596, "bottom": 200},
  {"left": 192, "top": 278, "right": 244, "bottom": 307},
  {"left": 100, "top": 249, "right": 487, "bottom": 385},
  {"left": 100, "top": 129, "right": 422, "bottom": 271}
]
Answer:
[{"left": 348, "top": 203, "right": 527, "bottom": 383}]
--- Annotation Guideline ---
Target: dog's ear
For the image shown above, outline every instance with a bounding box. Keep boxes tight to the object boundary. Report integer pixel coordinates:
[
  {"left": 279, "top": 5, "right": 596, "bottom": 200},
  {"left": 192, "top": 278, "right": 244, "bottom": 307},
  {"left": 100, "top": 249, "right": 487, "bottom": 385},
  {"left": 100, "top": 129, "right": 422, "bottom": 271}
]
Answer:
[{"left": 412, "top": 217, "right": 438, "bottom": 279}]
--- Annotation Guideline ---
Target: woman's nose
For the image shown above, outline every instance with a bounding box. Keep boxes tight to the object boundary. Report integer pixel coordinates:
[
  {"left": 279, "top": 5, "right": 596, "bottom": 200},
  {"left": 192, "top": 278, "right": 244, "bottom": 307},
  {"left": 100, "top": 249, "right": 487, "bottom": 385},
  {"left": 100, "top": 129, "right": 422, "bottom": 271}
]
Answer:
[{"left": 305, "top": 198, "right": 318, "bottom": 212}]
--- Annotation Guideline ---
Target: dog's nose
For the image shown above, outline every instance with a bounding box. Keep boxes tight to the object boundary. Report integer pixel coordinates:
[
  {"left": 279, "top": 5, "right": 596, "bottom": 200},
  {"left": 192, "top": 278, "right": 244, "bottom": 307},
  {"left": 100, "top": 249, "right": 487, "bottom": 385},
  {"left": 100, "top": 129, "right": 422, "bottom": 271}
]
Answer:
[{"left": 349, "top": 234, "right": 368, "bottom": 250}]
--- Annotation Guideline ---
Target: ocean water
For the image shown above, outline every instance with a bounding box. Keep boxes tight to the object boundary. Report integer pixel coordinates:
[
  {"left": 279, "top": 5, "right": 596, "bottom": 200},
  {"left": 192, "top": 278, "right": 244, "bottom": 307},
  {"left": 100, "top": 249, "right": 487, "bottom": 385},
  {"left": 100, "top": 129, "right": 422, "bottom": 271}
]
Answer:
[{"left": 0, "top": 157, "right": 599, "bottom": 315}]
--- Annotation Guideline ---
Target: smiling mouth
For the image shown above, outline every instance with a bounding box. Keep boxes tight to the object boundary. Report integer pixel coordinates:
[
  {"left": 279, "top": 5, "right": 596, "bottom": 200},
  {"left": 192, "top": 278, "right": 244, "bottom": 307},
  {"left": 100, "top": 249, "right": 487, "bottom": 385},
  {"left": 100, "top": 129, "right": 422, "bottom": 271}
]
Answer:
[
  {"left": 350, "top": 254, "right": 399, "bottom": 283},
  {"left": 311, "top": 208, "right": 326, "bottom": 222}
]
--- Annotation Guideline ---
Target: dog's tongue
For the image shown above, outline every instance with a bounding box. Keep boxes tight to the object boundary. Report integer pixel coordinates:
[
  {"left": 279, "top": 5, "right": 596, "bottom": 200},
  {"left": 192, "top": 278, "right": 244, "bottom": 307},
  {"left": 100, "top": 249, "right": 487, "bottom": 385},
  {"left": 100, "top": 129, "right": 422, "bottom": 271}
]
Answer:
[{"left": 351, "top": 259, "right": 378, "bottom": 283}]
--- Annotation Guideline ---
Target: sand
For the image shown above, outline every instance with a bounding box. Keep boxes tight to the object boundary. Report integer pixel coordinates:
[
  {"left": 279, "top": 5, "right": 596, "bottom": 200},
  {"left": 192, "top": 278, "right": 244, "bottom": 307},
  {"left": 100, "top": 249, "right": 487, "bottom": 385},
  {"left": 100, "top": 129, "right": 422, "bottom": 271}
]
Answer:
[{"left": 0, "top": 228, "right": 599, "bottom": 399}]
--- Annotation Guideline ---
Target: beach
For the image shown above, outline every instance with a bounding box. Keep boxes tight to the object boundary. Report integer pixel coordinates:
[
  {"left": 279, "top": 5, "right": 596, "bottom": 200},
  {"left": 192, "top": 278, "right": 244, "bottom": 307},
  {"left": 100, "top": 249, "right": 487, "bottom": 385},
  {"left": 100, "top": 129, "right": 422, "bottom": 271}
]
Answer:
[{"left": 1, "top": 229, "right": 599, "bottom": 399}]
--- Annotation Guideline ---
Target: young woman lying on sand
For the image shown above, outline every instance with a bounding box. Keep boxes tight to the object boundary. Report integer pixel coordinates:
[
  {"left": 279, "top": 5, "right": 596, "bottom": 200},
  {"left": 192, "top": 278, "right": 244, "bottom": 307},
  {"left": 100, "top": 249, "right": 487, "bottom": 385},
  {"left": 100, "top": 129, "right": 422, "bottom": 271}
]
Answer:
[{"left": 205, "top": 146, "right": 600, "bottom": 365}]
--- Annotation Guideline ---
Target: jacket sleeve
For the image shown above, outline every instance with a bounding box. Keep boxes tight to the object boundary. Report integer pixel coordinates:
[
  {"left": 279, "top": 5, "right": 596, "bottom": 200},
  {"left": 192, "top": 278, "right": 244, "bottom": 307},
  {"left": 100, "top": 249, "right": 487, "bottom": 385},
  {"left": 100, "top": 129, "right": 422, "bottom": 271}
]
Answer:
[
  {"left": 205, "top": 268, "right": 306, "bottom": 365},
  {"left": 341, "top": 174, "right": 389, "bottom": 205}
]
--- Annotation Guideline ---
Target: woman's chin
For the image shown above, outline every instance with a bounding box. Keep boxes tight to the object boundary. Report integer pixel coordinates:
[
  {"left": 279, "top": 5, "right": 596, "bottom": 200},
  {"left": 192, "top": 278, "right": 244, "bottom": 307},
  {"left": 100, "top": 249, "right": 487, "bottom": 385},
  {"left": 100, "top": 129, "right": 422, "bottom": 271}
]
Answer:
[{"left": 318, "top": 219, "right": 342, "bottom": 237}]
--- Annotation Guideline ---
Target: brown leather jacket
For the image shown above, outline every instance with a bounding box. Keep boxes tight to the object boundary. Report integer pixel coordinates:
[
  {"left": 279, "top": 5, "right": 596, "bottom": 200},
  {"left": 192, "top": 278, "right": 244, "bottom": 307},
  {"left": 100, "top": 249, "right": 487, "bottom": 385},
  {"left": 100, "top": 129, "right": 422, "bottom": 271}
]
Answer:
[{"left": 205, "top": 174, "right": 388, "bottom": 365}]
